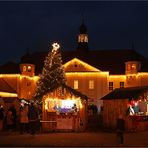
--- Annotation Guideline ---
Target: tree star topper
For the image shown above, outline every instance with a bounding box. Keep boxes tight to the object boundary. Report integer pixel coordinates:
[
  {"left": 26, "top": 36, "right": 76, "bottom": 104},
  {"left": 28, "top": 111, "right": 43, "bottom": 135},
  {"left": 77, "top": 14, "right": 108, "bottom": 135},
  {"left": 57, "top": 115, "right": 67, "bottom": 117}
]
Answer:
[{"left": 52, "top": 43, "right": 60, "bottom": 51}]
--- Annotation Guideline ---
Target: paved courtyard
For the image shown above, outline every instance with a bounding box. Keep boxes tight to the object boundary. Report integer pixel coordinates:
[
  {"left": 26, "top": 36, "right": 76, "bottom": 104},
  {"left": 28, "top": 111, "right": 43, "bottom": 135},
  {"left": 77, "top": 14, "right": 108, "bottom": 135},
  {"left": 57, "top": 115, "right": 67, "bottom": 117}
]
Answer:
[{"left": 0, "top": 130, "right": 148, "bottom": 147}]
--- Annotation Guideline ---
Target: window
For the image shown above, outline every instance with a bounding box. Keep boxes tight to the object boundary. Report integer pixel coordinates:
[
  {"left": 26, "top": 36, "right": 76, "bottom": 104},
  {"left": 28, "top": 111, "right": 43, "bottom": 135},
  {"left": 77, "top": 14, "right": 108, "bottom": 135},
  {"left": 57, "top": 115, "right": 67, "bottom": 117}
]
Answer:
[
  {"left": 127, "top": 64, "right": 131, "bottom": 71},
  {"left": 109, "top": 82, "right": 113, "bottom": 91},
  {"left": 27, "top": 66, "right": 32, "bottom": 72},
  {"left": 131, "top": 64, "right": 136, "bottom": 70},
  {"left": 120, "top": 82, "right": 124, "bottom": 88},
  {"left": 89, "top": 80, "right": 94, "bottom": 89},
  {"left": 23, "top": 66, "right": 27, "bottom": 72},
  {"left": 74, "top": 80, "right": 78, "bottom": 89}
]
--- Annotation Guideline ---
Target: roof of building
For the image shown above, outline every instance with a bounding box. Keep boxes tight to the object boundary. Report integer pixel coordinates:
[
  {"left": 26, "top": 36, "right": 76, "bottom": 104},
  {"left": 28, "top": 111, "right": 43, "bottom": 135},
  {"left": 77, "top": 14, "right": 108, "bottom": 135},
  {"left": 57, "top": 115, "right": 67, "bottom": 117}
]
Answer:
[
  {"left": 20, "top": 49, "right": 148, "bottom": 75},
  {"left": 0, "top": 48, "right": 148, "bottom": 75},
  {"left": 101, "top": 86, "right": 148, "bottom": 100},
  {"left": 0, "top": 61, "right": 19, "bottom": 74},
  {"left": 0, "top": 78, "right": 17, "bottom": 93},
  {"left": 62, "top": 84, "right": 88, "bottom": 100}
]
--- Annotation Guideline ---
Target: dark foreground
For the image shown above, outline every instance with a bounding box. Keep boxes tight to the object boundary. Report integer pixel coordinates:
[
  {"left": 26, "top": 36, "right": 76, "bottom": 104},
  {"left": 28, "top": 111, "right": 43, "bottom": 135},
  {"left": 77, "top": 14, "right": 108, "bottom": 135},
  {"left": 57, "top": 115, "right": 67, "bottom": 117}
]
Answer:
[{"left": 0, "top": 130, "right": 148, "bottom": 147}]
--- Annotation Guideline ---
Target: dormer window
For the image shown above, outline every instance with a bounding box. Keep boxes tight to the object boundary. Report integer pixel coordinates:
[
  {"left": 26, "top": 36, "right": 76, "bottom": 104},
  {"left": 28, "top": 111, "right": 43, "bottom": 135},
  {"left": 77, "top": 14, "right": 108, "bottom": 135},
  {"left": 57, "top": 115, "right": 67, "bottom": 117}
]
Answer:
[
  {"left": 28, "top": 66, "right": 32, "bottom": 72},
  {"left": 125, "top": 61, "right": 141, "bottom": 75},
  {"left": 23, "top": 66, "right": 27, "bottom": 72},
  {"left": 127, "top": 64, "right": 131, "bottom": 71},
  {"left": 131, "top": 64, "right": 136, "bottom": 70}
]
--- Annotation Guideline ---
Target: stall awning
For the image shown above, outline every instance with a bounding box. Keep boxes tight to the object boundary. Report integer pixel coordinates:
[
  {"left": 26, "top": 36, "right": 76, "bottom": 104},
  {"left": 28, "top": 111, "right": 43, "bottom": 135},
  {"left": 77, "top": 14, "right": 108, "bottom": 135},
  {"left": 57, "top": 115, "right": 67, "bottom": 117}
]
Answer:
[{"left": 101, "top": 86, "right": 148, "bottom": 100}]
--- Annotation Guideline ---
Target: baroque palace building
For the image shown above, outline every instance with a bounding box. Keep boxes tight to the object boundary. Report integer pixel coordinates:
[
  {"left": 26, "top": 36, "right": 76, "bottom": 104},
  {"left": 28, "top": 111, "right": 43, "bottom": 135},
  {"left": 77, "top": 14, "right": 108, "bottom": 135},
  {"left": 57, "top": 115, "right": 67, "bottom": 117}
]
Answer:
[{"left": 0, "top": 22, "right": 148, "bottom": 109}]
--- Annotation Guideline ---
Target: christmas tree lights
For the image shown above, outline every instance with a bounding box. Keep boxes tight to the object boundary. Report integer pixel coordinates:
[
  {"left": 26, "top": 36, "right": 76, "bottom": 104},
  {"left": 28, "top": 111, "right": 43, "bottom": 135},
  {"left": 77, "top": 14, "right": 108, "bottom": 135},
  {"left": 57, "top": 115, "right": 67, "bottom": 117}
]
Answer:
[{"left": 34, "top": 43, "right": 66, "bottom": 100}]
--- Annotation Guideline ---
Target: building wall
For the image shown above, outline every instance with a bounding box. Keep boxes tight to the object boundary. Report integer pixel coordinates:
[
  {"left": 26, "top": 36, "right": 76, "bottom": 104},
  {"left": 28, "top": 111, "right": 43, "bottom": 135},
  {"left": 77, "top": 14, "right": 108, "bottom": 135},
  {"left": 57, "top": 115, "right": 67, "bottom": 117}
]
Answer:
[
  {"left": 108, "top": 75, "right": 126, "bottom": 91},
  {"left": 1, "top": 59, "right": 148, "bottom": 106},
  {"left": 65, "top": 72, "right": 108, "bottom": 104},
  {"left": 139, "top": 73, "right": 148, "bottom": 86},
  {"left": 18, "top": 75, "right": 39, "bottom": 99}
]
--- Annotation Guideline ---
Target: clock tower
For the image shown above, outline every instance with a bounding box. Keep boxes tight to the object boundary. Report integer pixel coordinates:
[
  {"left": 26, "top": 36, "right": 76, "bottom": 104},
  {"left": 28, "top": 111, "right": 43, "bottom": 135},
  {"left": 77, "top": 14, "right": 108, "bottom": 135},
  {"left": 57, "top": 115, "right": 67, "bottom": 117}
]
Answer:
[{"left": 77, "top": 20, "right": 89, "bottom": 52}]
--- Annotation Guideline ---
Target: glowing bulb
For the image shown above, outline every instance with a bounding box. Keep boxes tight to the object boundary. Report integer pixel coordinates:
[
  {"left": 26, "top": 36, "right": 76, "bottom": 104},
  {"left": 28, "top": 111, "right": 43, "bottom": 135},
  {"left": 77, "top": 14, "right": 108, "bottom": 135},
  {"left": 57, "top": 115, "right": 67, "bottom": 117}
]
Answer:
[{"left": 52, "top": 43, "right": 60, "bottom": 50}]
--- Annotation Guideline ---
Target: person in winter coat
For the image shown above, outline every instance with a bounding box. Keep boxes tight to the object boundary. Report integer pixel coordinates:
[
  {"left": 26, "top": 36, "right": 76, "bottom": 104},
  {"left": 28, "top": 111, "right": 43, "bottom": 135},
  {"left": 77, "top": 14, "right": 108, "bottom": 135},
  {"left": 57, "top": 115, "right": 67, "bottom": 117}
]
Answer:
[
  {"left": 116, "top": 114, "right": 125, "bottom": 145},
  {"left": 9, "top": 105, "right": 17, "bottom": 129},
  {"left": 6, "top": 109, "right": 14, "bottom": 131},
  {"left": 19, "top": 104, "right": 29, "bottom": 134},
  {"left": 28, "top": 102, "right": 38, "bottom": 135}
]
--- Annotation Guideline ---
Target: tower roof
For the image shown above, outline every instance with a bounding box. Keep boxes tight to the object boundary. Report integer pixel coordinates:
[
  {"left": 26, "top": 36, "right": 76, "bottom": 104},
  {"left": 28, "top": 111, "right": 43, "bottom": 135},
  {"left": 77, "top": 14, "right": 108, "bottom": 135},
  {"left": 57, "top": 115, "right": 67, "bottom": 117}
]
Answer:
[{"left": 79, "top": 21, "right": 87, "bottom": 34}]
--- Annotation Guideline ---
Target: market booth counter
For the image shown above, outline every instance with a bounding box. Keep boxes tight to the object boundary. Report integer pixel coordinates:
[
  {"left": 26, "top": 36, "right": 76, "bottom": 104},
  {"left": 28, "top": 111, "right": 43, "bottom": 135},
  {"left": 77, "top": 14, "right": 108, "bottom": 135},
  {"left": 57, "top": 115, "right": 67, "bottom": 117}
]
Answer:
[
  {"left": 127, "top": 100, "right": 148, "bottom": 131},
  {"left": 101, "top": 86, "right": 148, "bottom": 132},
  {"left": 41, "top": 85, "right": 88, "bottom": 132}
]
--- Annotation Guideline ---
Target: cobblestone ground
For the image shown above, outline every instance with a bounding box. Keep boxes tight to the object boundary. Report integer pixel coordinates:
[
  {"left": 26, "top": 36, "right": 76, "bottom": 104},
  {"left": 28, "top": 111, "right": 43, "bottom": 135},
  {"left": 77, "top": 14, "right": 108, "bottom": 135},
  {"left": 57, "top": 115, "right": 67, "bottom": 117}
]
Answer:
[{"left": 0, "top": 130, "right": 148, "bottom": 147}]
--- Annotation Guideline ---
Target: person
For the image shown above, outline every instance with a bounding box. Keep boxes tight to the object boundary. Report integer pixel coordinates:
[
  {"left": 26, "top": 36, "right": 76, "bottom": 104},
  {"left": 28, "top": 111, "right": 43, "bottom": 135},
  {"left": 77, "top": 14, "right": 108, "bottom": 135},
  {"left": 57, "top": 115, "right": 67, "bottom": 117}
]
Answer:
[
  {"left": 6, "top": 108, "right": 14, "bottom": 131},
  {"left": 28, "top": 102, "right": 38, "bottom": 135},
  {"left": 116, "top": 114, "right": 125, "bottom": 145},
  {"left": 19, "top": 104, "right": 29, "bottom": 134},
  {"left": 9, "top": 105, "right": 17, "bottom": 129},
  {"left": 0, "top": 104, "right": 4, "bottom": 131}
]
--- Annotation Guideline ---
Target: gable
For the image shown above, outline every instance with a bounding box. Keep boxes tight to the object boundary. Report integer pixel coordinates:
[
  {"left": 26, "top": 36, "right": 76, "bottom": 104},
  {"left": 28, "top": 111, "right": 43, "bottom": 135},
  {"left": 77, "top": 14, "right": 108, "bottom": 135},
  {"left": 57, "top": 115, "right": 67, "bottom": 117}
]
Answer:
[{"left": 64, "top": 58, "right": 101, "bottom": 72}]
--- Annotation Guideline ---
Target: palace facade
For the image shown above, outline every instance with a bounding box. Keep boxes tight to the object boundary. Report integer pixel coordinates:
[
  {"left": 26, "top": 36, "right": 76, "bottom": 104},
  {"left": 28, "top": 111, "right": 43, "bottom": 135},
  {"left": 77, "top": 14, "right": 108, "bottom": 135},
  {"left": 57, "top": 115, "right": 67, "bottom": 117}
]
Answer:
[{"left": 0, "top": 22, "right": 148, "bottom": 109}]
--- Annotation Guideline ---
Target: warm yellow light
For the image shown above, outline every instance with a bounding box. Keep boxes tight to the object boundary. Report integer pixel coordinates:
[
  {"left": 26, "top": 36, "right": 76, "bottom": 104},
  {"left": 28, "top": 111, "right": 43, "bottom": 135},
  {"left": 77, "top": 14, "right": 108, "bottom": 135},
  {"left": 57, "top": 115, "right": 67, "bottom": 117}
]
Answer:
[
  {"left": 28, "top": 66, "right": 31, "bottom": 70},
  {"left": 52, "top": 43, "right": 60, "bottom": 50},
  {"left": 0, "top": 92, "right": 18, "bottom": 97},
  {"left": 44, "top": 97, "right": 82, "bottom": 110},
  {"left": 65, "top": 71, "right": 109, "bottom": 76},
  {"left": 64, "top": 58, "right": 101, "bottom": 72},
  {"left": 0, "top": 74, "right": 20, "bottom": 77},
  {"left": 20, "top": 75, "right": 39, "bottom": 81},
  {"left": 109, "top": 75, "right": 126, "bottom": 80},
  {"left": 138, "top": 72, "right": 148, "bottom": 76}
]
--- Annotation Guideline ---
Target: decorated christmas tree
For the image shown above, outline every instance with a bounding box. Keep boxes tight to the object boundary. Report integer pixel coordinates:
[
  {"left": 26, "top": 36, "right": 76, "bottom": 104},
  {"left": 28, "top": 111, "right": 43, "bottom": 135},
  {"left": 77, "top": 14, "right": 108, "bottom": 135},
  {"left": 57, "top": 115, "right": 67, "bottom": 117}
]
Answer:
[{"left": 35, "top": 43, "right": 66, "bottom": 99}]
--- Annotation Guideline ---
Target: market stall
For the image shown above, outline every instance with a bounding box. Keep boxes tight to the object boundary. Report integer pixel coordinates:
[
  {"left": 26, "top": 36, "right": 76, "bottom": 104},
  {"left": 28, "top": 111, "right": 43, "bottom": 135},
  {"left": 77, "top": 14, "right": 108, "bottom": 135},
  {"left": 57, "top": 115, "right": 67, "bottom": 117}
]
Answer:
[
  {"left": 101, "top": 86, "right": 148, "bottom": 132},
  {"left": 41, "top": 84, "right": 88, "bottom": 132}
]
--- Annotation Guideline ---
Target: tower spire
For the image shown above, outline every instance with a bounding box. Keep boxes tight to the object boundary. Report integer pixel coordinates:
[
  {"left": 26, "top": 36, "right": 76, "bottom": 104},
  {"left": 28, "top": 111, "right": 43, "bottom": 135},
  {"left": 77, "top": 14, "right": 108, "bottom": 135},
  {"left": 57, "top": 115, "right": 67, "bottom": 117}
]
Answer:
[
  {"left": 131, "top": 41, "right": 135, "bottom": 50},
  {"left": 77, "top": 15, "right": 89, "bottom": 52}
]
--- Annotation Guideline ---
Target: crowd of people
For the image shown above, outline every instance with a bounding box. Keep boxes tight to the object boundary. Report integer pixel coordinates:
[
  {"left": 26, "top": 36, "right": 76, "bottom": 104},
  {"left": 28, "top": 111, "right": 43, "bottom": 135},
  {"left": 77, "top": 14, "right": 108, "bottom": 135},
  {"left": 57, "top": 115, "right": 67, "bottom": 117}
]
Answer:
[{"left": 0, "top": 101, "right": 42, "bottom": 135}]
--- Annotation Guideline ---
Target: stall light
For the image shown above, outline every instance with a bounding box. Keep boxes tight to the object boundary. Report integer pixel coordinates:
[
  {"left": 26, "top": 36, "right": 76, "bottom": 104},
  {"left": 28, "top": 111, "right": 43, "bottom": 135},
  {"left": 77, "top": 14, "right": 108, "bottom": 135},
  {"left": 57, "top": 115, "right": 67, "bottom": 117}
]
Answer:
[
  {"left": 79, "top": 101, "right": 83, "bottom": 109},
  {"left": 45, "top": 101, "right": 48, "bottom": 110}
]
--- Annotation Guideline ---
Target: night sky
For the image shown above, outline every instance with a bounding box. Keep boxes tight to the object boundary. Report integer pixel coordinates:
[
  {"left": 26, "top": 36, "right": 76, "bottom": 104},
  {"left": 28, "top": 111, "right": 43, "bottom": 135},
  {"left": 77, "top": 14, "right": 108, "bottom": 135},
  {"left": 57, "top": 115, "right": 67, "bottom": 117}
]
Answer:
[{"left": 1, "top": 1, "right": 148, "bottom": 64}]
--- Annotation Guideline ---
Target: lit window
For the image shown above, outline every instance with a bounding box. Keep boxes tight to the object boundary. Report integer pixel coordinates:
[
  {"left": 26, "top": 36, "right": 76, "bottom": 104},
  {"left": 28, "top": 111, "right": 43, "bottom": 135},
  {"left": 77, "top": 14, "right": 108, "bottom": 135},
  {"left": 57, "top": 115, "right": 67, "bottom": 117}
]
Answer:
[
  {"left": 109, "top": 82, "right": 113, "bottom": 91},
  {"left": 74, "top": 80, "right": 78, "bottom": 89},
  {"left": 89, "top": 80, "right": 94, "bottom": 89},
  {"left": 84, "top": 36, "right": 88, "bottom": 42},
  {"left": 28, "top": 66, "right": 32, "bottom": 72},
  {"left": 127, "top": 64, "right": 131, "bottom": 70},
  {"left": 23, "top": 66, "right": 27, "bottom": 72},
  {"left": 120, "top": 82, "right": 124, "bottom": 88},
  {"left": 131, "top": 64, "right": 136, "bottom": 70}
]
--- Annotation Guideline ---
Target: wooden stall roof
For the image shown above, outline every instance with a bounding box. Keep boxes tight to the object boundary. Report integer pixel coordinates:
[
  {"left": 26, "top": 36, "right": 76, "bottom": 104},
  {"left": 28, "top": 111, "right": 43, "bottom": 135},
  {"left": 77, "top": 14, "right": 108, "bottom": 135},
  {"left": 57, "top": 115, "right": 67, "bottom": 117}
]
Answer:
[
  {"left": 62, "top": 84, "right": 88, "bottom": 100},
  {"left": 42, "top": 84, "right": 88, "bottom": 101},
  {"left": 0, "top": 78, "right": 17, "bottom": 93},
  {"left": 101, "top": 86, "right": 148, "bottom": 100}
]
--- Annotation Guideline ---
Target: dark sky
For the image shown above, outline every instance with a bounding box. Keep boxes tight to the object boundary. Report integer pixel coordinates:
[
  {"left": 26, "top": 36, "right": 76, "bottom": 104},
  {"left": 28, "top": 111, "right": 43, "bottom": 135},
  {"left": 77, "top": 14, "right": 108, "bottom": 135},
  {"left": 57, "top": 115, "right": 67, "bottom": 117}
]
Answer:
[{"left": 0, "top": 1, "right": 148, "bottom": 64}]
